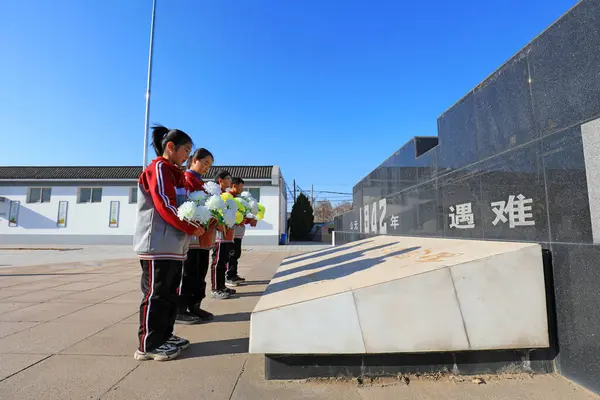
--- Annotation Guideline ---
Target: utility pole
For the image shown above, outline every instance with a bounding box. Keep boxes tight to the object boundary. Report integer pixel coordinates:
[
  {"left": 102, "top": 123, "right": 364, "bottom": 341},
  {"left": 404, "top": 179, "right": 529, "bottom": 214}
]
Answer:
[
  {"left": 293, "top": 179, "right": 296, "bottom": 203},
  {"left": 311, "top": 184, "right": 314, "bottom": 207},
  {"left": 142, "top": 0, "right": 157, "bottom": 167}
]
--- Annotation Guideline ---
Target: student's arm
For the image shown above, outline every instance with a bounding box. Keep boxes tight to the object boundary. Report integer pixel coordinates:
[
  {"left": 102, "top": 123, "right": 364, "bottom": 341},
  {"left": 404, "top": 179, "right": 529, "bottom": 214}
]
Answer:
[{"left": 146, "top": 162, "right": 198, "bottom": 235}]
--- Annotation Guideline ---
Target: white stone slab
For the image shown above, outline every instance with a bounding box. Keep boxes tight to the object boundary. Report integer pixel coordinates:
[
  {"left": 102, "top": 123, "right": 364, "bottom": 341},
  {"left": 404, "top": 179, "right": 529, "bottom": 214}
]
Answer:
[
  {"left": 249, "top": 291, "right": 365, "bottom": 354},
  {"left": 354, "top": 268, "right": 470, "bottom": 353},
  {"left": 451, "top": 245, "right": 549, "bottom": 350},
  {"left": 250, "top": 236, "right": 549, "bottom": 355}
]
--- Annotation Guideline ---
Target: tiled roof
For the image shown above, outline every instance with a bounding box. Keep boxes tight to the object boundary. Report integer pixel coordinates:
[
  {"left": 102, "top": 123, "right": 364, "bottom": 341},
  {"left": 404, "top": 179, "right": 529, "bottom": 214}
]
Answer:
[
  {"left": 204, "top": 166, "right": 274, "bottom": 180},
  {"left": 0, "top": 166, "right": 275, "bottom": 180}
]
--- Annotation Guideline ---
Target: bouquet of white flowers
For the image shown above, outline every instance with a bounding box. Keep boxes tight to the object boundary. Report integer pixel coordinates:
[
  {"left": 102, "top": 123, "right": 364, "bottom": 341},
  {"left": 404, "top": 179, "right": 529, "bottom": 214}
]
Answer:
[
  {"left": 238, "top": 191, "right": 266, "bottom": 225},
  {"left": 178, "top": 190, "right": 227, "bottom": 229}
]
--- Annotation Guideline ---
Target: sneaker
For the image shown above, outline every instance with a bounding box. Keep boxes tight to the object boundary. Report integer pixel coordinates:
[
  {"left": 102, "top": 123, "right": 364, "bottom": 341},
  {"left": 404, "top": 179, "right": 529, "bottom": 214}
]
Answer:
[
  {"left": 234, "top": 275, "right": 246, "bottom": 282},
  {"left": 225, "top": 279, "right": 240, "bottom": 287},
  {"left": 211, "top": 290, "right": 231, "bottom": 299},
  {"left": 166, "top": 335, "right": 190, "bottom": 350},
  {"left": 189, "top": 305, "right": 214, "bottom": 321},
  {"left": 225, "top": 287, "right": 237, "bottom": 295},
  {"left": 134, "top": 343, "right": 181, "bottom": 361},
  {"left": 175, "top": 311, "right": 204, "bottom": 325}
]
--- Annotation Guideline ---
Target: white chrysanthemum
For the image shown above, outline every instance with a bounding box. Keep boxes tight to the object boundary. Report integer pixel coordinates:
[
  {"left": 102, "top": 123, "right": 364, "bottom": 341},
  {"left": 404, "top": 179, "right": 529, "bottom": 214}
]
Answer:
[
  {"left": 246, "top": 213, "right": 256, "bottom": 220},
  {"left": 248, "top": 200, "right": 259, "bottom": 214},
  {"left": 193, "top": 205, "right": 211, "bottom": 225},
  {"left": 240, "top": 191, "right": 252, "bottom": 199},
  {"left": 204, "top": 182, "right": 221, "bottom": 196},
  {"left": 206, "top": 195, "right": 225, "bottom": 211},
  {"left": 222, "top": 209, "right": 237, "bottom": 227},
  {"left": 225, "top": 199, "right": 238, "bottom": 212},
  {"left": 177, "top": 201, "right": 197, "bottom": 221},
  {"left": 188, "top": 190, "right": 208, "bottom": 205}
]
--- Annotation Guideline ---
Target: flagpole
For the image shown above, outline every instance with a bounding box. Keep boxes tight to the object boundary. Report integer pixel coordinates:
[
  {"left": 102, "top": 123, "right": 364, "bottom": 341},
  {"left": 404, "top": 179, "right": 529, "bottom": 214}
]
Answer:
[{"left": 142, "top": 0, "right": 157, "bottom": 167}]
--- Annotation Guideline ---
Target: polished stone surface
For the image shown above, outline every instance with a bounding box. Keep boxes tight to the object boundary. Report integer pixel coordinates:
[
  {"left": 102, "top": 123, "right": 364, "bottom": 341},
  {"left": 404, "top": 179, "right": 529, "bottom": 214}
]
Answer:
[
  {"left": 250, "top": 236, "right": 548, "bottom": 355},
  {"left": 548, "top": 243, "right": 600, "bottom": 395},
  {"left": 528, "top": 0, "right": 600, "bottom": 136},
  {"left": 334, "top": 0, "right": 600, "bottom": 394}
]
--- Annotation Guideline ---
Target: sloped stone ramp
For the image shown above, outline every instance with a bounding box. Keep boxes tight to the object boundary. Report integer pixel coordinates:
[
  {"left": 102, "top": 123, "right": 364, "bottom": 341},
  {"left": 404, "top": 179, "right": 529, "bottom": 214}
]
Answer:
[{"left": 250, "top": 236, "right": 549, "bottom": 355}]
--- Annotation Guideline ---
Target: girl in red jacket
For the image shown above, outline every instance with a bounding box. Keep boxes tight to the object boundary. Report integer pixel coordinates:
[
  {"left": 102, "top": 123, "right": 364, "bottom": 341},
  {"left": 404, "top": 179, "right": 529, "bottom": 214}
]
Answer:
[
  {"left": 133, "top": 125, "right": 205, "bottom": 362},
  {"left": 176, "top": 148, "right": 215, "bottom": 325}
]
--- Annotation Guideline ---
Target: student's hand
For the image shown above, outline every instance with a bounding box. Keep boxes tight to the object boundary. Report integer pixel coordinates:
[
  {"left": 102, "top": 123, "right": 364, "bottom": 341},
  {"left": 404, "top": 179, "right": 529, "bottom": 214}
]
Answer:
[{"left": 193, "top": 227, "right": 205, "bottom": 236}]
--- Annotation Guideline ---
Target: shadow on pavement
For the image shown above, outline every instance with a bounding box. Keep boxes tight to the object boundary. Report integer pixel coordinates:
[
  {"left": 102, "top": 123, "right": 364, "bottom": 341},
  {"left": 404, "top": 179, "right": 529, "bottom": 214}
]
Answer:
[
  {"left": 213, "top": 312, "right": 251, "bottom": 322},
  {"left": 233, "top": 291, "right": 264, "bottom": 298},
  {"left": 182, "top": 338, "right": 249, "bottom": 358},
  {"left": 243, "top": 280, "right": 271, "bottom": 285}
]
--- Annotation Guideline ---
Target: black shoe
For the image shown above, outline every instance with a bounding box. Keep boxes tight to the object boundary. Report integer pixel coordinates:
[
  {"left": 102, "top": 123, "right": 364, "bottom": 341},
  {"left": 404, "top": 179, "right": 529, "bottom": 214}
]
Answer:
[
  {"left": 189, "top": 305, "right": 214, "bottom": 321},
  {"left": 175, "top": 311, "right": 204, "bottom": 325},
  {"left": 166, "top": 335, "right": 190, "bottom": 350},
  {"left": 225, "top": 279, "right": 239, "bottom": 287},
  {"left": 225, "top": 287, "right": 237, "bottom": 295},
  {"left": 234, "top": 275, "right": 246, "bottom": 282}
]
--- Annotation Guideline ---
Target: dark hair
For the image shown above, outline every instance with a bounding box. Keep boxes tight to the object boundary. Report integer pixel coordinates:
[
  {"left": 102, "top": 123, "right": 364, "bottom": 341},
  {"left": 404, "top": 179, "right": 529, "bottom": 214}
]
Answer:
[
  {"left": 215, "top": 170, "right": 231, "bottom": 182},
  {"left": 186, "top": 148, "right": 214, "bottom": 169},
  {"left": 151, "top": 125, "right": 193, "bottom": 156},
  {"left": 232, "top": 177, "right": 245, "bottom": 185}
]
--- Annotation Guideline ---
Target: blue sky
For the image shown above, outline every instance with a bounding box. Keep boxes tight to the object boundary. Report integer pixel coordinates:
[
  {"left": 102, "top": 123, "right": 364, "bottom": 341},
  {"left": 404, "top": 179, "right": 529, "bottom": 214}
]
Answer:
[{"left": 0, "top": 0, "right": 576, "bottom": 201}]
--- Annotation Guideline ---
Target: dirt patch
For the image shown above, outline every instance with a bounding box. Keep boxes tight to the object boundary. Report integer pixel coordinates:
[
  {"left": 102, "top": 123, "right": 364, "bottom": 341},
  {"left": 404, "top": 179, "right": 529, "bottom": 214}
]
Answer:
[{"left": 305, "top": 372, "right": 539, "bottom": 388}]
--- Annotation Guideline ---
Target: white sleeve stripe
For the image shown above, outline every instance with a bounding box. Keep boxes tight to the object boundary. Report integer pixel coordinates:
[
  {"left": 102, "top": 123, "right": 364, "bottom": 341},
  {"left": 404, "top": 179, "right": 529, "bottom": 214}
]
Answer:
[{"left": 156, "top": 162, "right": 178, "bottom": 215}]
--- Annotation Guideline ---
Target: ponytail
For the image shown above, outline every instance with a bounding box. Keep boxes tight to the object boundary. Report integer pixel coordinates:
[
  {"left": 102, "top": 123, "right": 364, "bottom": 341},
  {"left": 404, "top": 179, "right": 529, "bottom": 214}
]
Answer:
[
  {"left": 186, "top": 148, "right": 214, "bottom": 169},
  {"left": 151, "top": 124, "right": 193, "bottom": 157}
]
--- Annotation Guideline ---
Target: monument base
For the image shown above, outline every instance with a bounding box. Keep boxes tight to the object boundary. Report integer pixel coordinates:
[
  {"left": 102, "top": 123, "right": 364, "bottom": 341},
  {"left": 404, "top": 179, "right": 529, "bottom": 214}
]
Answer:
[{"left": 264, "top": 349, "right": 555, "bottom": 380}]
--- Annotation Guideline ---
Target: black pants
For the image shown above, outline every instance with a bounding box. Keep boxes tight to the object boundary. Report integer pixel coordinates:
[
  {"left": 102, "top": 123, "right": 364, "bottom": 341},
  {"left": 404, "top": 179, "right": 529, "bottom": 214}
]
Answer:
[
  {"left": 211, "top": 242, "right": 233, "bottom": 291},
  {"left": 178, "top": 249, "right": 210, "bottom": 312},
  {"left": 138, "top": 259, "right": 183, "bottom": 352},
  {"left": 226, "top": 238, "right": 243, "bottom": 280}
]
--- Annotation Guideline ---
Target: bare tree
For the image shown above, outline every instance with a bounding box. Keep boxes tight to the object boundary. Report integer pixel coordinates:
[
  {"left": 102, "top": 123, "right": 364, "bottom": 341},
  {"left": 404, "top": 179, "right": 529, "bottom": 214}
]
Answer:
[
  {"left": 313, "top": 200, "right": 334, "bottom": 223},
  {"left": 333, "top": 201, "right": 352, "bottom": 217}
]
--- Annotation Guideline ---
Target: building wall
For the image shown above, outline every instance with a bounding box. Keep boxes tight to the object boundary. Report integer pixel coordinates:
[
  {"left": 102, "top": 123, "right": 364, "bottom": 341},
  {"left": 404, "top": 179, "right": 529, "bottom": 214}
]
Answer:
[
  {"left": 0, "top": 183, "right": 283, "bottom": 246},
  {"left": 334, "top": 0, "right": 600, "bottom": 394},
  {"left": 243, "top": 185, "right": 281, "bottom": 245},
  {"left": 0, "top": 185, "right": 137, "bottom": 239}
]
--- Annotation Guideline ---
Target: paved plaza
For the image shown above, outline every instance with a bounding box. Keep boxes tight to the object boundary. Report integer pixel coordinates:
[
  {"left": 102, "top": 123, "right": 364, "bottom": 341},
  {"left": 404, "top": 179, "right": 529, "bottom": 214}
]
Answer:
[{"left": 0, "top": 247, "right": 597, "bottom": 400}]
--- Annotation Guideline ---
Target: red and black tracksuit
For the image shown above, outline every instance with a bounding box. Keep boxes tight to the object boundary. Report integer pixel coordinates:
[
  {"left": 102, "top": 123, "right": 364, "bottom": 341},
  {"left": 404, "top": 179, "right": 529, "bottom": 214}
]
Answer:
[
  {"left": 178, "top": 169, "right": 212, "bottom": 312},
  {"left": 134, "top": 157, "right": 196, "bottom": 353}
]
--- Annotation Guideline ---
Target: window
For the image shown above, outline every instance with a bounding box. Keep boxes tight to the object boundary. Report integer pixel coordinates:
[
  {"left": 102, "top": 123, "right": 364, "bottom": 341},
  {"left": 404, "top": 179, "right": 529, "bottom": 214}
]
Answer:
[
  {"left": 27, "top": 188, "right": 51, "bottom": 203},
  {"left": 78, "top": 188, "right": 103, "bottom": 203},
  {"left": 129, "top": 187, "right": 138, "bottom": 204},
  {"left": 248, "top": 188, "right": 260, "bottom": 201}
]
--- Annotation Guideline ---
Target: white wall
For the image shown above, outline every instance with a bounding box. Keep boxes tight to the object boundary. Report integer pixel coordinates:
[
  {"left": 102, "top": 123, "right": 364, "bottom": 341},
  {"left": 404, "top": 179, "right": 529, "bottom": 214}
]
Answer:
[
  {"left": 0, "top": 185, "right": 137, "bottom": 237},
  {"left": 243, "top": 185, "right": 280, "bottom": 238},
  {"left": 0, "top": 183, "right": 283, "bottom": 245}
]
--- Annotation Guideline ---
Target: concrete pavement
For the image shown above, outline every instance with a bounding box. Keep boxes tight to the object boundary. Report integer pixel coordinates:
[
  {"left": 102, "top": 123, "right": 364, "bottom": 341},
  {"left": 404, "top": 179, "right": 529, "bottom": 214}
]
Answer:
[{"left": 0, "top": 248, "right": 598, "bottom": 399}]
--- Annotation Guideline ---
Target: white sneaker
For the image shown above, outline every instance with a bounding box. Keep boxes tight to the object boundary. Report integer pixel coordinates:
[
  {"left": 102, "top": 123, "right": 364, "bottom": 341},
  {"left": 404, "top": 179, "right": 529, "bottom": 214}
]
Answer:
[{"left": 134, "top": 343, "right": 181, "bottom": 361}]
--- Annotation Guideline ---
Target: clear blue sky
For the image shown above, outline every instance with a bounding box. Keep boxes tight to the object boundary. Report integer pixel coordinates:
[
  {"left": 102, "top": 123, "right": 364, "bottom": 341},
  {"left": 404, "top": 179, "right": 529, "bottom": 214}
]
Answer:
[{"left": 0, "top": 0, "right": 576, "bottom": 201}]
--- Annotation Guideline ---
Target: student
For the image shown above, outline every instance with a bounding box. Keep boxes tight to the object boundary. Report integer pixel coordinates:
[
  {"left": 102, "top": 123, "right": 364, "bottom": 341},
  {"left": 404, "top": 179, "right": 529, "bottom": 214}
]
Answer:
[
  {"left": 133, "top": 125, "right": 205, "bottom": 362},
  {"left": 226, "top": 177, "right": 247, "bottom": 287},
  {"left": 210, "top": 170, "right": 236, "bottom": 299},
  {"left": 176, "top": 148, "right": 215, "bottom": 325}
]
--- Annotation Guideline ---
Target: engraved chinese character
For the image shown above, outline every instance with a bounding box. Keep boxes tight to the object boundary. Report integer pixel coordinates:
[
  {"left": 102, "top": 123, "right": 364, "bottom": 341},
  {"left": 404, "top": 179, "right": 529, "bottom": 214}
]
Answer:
[
  {"left": 354, "top": 221, "right": 359, "bottom": 230},
  {"left": 349, "top": 221, "right": 354, "bottom": 230},
  {"left": 491, "top": 194, "right": 534, "bottom": 228},
  {"left": 449, "top": 202, "right": 475, "bottom": 229},
  {"left": 390, "top": 215, "right": 399, "bottom": 230}
]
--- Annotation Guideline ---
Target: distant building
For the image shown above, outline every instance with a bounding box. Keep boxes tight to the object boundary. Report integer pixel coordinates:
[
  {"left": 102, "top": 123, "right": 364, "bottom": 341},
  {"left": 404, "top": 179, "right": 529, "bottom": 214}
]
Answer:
[{"left": 0, "top": 165, "right": 286, "bottom": 246}]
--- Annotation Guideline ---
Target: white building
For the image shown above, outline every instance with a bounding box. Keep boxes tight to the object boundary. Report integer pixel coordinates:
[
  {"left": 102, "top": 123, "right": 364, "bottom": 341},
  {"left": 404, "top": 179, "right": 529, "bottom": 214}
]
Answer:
[{"left": 0, "top": 165, "right": 287, "bottom": 246}]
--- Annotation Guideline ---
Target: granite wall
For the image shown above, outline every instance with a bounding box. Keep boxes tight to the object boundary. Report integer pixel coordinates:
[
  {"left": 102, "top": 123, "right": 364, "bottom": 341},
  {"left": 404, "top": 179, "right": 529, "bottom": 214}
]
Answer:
[{"left": 334, "top": 0, "right": 600, "bottom": 394}]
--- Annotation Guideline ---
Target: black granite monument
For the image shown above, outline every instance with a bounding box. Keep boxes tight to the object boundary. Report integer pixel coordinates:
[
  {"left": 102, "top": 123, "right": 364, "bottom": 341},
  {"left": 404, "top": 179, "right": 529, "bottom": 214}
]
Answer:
[{"left": 330, "top": 0, "right": 600, "bottom": 394}]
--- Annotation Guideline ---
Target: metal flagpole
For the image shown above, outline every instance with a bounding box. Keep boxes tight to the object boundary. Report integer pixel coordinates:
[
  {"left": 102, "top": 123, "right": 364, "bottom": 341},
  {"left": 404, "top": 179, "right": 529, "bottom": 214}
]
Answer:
[{"left": 142, "top": 0, "right": 157, "bottom": 167}]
